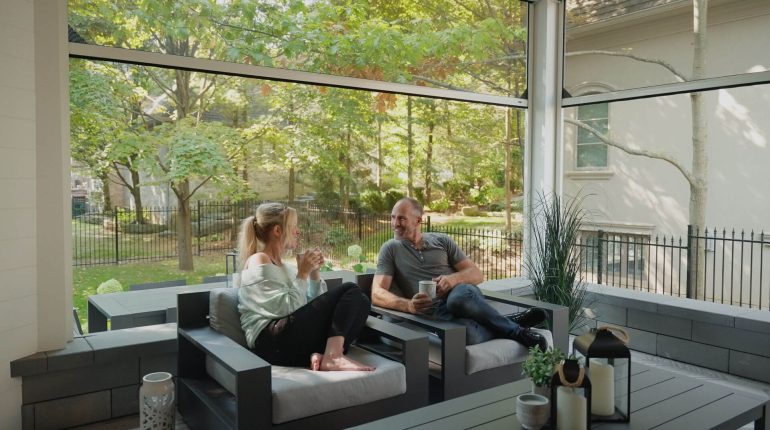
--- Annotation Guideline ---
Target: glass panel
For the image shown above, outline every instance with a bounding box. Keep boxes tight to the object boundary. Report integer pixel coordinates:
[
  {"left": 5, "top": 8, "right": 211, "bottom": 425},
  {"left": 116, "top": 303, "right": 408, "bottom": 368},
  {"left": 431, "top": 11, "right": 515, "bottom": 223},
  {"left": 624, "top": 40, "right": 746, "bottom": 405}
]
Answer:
[
  {"left": 68, "top": 0, "right": 529, "bottom": 97},
  {"left": 576, "top": 143, "right": 607, "bottom": 168},
  {"left": 576, "top": 119, "right": 608, "bottom": 143},
  {"left": 577, "top": 103, "right": 608, "bottom": 121},
  {"left": 565, "top": 0, "right": 770, "bottom": 92},
  {"left": 564, "top": 84, "right": 770, "bottom": 307}
]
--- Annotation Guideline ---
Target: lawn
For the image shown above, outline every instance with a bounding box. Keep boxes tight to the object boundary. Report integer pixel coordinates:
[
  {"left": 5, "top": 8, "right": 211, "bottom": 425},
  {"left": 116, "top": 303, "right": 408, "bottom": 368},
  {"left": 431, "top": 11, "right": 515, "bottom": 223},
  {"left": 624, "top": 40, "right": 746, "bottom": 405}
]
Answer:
[{"left": 74, "top": 254, "right": 228, "bottom": 331}]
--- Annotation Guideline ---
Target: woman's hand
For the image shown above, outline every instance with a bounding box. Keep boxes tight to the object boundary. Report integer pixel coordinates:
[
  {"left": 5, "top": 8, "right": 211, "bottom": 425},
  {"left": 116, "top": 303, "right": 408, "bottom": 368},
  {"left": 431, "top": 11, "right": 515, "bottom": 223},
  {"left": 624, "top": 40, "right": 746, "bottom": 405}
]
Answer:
[{"left": 296, "top": 248, "right": 324, "bottom": 280}]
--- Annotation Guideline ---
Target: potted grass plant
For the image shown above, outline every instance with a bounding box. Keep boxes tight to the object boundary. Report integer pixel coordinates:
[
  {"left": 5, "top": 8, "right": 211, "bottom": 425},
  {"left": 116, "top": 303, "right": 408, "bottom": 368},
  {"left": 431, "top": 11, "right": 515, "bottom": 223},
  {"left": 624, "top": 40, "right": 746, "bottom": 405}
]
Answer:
[
  {"left": 522, "top": 346, "right": 565, "bottom": 398},
  {"left": 525, "top": 192, "right": 589, "bottom": 332}
]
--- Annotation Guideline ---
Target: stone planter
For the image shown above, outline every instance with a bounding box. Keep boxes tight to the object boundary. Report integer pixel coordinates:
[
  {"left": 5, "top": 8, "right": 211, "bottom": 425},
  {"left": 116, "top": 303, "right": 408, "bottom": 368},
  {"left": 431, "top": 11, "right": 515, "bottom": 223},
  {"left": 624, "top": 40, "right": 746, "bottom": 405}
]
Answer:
[{"left": 516, "top": 393, "right": 550, "bottom": 430}]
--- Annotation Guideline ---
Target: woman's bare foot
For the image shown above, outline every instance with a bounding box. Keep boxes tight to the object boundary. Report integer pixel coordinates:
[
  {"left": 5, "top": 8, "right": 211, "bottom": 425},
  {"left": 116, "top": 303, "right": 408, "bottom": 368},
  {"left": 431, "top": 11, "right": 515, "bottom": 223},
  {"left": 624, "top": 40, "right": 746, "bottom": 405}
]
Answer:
[
  {"left": 310, "top": 353, "right": 323, "bottom": 371},
  {"left": 319, "top": 354, "right": 376, "bottom": 371}
]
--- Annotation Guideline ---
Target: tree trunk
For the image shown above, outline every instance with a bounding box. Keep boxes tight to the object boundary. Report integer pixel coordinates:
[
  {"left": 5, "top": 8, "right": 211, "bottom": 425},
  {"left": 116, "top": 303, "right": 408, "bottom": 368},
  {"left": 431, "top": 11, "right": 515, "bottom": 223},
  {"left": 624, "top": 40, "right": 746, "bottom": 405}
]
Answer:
[
  {"left": 376, "top": 116, "right": 383, "bottom": 191},
  {"left": 129, "top": 167, "right": 146, "bottom": 224},
  {"left": 174, "top": 180, "right": 194, "bottom": 271},
  {"left": 407, "top": 96, "right": 414, "bottom": 198},
  {"left": 99, "top": 171, "right": 113, "bottom": 212},
  {"left": 690, "top": 0, "right": 709, "bottom": 298},
  {"left": 288, "top": 166, "right": 295, "bottom": 203},
  {"left": 504, "top": 108, "right": 513, "bottom": 232},
  {"left": 425, "top": 104, "right": 435, "bottom": 206}
]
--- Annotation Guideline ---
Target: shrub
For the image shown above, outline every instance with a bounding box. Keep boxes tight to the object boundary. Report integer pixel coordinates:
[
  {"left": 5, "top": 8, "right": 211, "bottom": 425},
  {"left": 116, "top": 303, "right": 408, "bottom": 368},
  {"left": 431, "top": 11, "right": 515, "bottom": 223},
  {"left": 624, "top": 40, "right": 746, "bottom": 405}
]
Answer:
[
  {"left": 96, "top": 278, "right": 123, "bottom": 294},
  {"left": 323, "top": 226, "right": 353, "bottom": 247},
  {"left": 383, "top": 189, "right": 406, "bottom": 210},
  {"left": 461, "top": 206, "right": 486, "bottom": 217},
  {"left": 428, "top": 198, "right": 450, "bottom": 213},
  {"left": 359, "top": 190, "right": 388, "bottom": 213}
]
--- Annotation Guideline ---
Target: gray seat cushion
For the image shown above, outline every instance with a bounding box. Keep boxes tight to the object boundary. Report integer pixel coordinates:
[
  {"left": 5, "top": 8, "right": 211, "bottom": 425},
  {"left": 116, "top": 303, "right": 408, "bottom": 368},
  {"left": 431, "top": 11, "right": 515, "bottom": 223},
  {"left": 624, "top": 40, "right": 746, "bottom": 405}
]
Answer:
[
  {"left": 206, "top": 347, "right": 406, "bottom": 424},
  {"left": 465, "top": 328, "right": 553, "bottom": 374},
  {"left": 414, "top": 324, "right": 553, "bottom": 375},
  {"left": 209, "top": 287, "right": 248, "bottom": 347}
]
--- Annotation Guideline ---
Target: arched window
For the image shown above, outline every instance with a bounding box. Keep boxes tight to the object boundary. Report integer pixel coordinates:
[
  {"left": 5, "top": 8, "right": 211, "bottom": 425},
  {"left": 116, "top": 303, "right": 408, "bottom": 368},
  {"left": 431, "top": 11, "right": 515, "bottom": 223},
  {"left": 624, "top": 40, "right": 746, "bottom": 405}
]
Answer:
[{"left": 576, "top": 102, "right": 608, "bottom": 169}]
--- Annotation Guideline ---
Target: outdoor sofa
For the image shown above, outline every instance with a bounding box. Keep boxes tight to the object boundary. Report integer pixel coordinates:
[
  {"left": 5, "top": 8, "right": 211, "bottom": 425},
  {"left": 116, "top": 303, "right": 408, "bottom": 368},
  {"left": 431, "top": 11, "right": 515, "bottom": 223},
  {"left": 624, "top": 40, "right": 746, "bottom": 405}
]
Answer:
[
  {"left": 176, "top": 288, "right": 429, "bottom": 430},
  {"left": 355, "top": 273, "right": 569, "bottom": 401}
]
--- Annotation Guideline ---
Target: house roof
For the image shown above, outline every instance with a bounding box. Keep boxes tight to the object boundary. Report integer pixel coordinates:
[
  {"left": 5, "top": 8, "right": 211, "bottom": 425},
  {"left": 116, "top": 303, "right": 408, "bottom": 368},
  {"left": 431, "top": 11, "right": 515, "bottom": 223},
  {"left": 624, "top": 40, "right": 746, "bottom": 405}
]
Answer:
[{"left": 566, "top": 0, "right": 684, "bottom": 28}]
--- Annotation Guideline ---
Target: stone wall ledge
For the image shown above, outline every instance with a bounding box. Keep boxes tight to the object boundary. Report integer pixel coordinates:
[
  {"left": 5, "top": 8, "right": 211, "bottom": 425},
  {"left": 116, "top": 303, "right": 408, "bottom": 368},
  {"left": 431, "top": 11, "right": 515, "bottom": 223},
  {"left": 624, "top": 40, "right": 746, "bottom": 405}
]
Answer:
[{"left": 11, "top": 323, "right": 176, "bottom": 378}]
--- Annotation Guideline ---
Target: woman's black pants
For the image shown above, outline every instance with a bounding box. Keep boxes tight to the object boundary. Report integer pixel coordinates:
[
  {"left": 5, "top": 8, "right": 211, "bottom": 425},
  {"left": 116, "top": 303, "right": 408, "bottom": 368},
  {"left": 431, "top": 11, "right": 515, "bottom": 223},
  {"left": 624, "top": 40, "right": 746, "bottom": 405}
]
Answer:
[{"left": 251, "top": 282, "right": 371, "bottom": 367}]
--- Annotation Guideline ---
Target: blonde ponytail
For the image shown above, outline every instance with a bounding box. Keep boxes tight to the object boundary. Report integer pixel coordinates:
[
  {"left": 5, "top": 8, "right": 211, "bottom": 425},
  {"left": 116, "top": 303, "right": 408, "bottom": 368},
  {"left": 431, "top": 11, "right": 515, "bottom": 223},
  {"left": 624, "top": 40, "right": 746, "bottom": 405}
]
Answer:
[{"left": 237, "top": 202, "right": 297, "bottom": 269}]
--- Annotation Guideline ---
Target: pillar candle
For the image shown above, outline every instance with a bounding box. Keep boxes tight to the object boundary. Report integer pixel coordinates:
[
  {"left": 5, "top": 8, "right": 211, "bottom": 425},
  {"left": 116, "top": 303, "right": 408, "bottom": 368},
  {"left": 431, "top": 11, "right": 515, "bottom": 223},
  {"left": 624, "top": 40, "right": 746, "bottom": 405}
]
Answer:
[
  {"left": 589, "top": 359, "right": 615, "bottom": 416},
  {"left": 556, "top": 386, "right": 587, "bottom": 430}
]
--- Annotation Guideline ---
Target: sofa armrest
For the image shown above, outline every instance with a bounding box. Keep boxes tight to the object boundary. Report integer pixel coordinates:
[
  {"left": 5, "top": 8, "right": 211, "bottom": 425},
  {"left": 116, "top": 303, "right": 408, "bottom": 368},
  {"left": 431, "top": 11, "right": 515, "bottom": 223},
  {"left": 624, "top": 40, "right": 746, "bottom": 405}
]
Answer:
[
  {"left": 357, "top": 316, "right": 429, "bottom": 407},
  {"left": 482, "top": 290, "right": 570, "bottom": 353}
]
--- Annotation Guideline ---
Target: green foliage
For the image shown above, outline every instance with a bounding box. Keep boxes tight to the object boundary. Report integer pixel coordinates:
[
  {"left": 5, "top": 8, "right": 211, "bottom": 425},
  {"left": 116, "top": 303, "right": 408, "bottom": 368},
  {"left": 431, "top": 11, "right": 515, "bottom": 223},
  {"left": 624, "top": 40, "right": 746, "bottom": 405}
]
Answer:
[
  {"left": 359, "top": 190, "right": 388, "bottom": 213},
  {"left": 96, "top": 278, "right": 123, "bottom": 294},
  {"left": 525, "top": 193, "right": 589, "bottom": 332},
  {"left": 383, "top": 189, "right": 406, "bottom": 210},
  {"left": 521, "top": 346, "right": 565, "bottom": 387},
  {"left": 323, "top": 226, "right": 354, "bottom": 247},
  {"left": 461, "top": 206, "right": 486, "bottom": 217},
  {"left": 428, "top": 197, "right": 451, "bottom": 213}
]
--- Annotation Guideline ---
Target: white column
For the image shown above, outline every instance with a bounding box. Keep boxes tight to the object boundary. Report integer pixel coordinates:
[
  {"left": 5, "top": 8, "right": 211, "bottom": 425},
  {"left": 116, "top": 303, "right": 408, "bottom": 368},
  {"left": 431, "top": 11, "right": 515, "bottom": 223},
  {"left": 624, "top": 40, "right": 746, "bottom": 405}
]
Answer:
[
  {"left": 35, "top": 0, "right": 71, "bottom": 349},
  {"left": 524, "top": 0, "right": 564, "bottom": 268}
]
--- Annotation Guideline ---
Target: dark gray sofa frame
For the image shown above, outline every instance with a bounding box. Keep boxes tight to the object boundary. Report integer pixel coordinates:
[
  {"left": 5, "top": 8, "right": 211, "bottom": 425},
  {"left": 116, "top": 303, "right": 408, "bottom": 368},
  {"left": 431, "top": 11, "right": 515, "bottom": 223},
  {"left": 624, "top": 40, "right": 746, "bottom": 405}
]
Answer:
[
  {"left": 176, "top": 290, "right": 429, "bottom": 430},
  {"left": 355, "top": 274, "right": 569, "bottom": 401}
]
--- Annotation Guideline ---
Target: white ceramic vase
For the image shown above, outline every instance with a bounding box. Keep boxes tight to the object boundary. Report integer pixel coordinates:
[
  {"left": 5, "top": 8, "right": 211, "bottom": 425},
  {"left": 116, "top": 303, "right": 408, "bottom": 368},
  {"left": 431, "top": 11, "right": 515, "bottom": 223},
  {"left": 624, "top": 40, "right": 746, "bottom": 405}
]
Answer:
[
  {"left": 139, "top": 372, "right": 175, "bottom": 430},
  {"left": 516, "top": 393, "right": 550, "bottom": 430}
]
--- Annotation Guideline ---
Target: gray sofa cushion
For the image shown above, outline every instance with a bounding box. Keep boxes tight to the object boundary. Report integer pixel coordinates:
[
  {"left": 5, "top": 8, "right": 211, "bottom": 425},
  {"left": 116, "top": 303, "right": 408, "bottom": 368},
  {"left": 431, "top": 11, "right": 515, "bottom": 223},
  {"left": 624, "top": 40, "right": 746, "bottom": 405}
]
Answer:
[
  {"left": 209, "top": 287, "right": 248, "bottom": 347},
  {"left": 466, "top": 328, "right": 553, "bottom": 374},
  {"left": 206, "top": 346, "right": 406, "bottom": 424},
  {"left": 421, "top": 326, "right": 554, "bottom": 375}
]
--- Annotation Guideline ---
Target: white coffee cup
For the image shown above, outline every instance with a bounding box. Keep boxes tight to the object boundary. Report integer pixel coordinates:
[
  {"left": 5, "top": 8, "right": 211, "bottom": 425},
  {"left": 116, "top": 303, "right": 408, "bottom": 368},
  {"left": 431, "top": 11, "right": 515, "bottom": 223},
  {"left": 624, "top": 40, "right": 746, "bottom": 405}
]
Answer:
[{"left": 418, "top": 280, "right": 437, "bottom": 299}]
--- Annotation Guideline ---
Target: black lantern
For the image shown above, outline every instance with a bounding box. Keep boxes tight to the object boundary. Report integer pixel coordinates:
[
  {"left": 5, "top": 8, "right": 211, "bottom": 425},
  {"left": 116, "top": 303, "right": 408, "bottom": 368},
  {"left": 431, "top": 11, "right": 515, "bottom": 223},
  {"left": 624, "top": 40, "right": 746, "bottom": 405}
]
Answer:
[
  {"left": 573, "top": 326, "right": 631, "bottom": 422},
  {"left": 550, "top": 358, "right": 591, "bottom": 430}
]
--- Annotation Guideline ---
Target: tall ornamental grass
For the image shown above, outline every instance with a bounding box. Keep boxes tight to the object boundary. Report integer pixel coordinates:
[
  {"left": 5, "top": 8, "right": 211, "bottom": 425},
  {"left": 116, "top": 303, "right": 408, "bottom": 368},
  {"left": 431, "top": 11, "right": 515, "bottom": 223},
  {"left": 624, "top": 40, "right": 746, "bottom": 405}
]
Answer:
[{"left": 525, "top": 192, "right": 588, "bottom": 332}]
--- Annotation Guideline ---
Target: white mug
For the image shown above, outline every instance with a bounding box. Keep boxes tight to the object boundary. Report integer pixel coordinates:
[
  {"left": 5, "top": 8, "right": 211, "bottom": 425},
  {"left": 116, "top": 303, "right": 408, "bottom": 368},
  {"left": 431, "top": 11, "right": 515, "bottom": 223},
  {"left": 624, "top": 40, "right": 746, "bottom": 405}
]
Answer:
[{"left": 418, "top": 280, "right": 437, "bottom": 299}]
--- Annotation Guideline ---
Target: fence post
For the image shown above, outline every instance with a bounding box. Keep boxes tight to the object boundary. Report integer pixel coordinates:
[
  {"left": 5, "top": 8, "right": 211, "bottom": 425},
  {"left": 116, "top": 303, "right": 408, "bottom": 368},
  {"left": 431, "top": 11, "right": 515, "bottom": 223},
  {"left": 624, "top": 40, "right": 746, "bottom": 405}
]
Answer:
[
  {"left": 686, "top": 224, "right": 694, "bottom": 299},
  {"left": 114, "top": 208, "right": 120, "bottom": 264},
  {"left": 357, "top": 207, "right": 363, "bottom": 242},
  {"left": 597, "top": 230, "right": 604, "bottom": 285},
  {"left": 426, "top": 215, "right": 431, "bottom": 232},
  {"left": 197, "top": 200, "right": 201, "bottom": 256}
]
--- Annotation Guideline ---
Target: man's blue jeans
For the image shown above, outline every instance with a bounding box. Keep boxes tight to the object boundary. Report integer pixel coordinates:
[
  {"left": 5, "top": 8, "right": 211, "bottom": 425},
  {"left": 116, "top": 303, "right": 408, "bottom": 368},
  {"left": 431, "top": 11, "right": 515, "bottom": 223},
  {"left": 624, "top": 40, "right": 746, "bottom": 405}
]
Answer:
[{"left": 433, "top": 283, "right": 523, "bottom": 345}]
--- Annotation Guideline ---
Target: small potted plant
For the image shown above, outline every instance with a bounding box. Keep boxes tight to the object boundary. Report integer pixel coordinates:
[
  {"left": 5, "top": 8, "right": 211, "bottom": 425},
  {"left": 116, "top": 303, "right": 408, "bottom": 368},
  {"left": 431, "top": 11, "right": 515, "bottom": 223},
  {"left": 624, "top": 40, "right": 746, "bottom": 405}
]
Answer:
[{"left": 522, "top": 346, "right": 565, "bottom": 398}]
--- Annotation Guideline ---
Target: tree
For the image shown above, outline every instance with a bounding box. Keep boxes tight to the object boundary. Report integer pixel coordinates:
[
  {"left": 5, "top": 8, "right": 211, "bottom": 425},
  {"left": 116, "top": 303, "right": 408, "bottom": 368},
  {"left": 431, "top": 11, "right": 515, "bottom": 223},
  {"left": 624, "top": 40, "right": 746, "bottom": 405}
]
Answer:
[{"left": 564, "top": 0, "right": 710, "bottom": 297}]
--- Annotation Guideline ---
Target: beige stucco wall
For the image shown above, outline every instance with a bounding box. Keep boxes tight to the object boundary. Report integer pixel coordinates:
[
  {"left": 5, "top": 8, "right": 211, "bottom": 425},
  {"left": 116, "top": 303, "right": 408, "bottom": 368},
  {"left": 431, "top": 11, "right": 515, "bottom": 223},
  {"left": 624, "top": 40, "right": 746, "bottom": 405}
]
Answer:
[
  {"left": 563, "top": 0, "right": 770, "bottom": 238},
  {"left": 0, "top": 1, "right": 37, "bottom": 427},
  {"left": 0, "top": 1, "right": 72, "bottom": 427}
]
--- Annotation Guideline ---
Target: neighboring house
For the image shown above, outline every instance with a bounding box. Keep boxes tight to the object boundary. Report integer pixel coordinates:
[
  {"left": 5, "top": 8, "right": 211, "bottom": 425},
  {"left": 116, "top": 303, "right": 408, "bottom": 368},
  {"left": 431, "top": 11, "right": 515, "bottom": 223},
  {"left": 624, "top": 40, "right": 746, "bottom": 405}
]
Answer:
[{"left": 562, "top": 0, "right": 770, "bottom": 304}]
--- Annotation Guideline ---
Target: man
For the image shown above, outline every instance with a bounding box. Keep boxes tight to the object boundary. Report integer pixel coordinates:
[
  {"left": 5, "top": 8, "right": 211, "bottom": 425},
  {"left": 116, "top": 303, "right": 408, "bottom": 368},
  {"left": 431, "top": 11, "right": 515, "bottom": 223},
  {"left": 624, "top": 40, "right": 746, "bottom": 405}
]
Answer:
[{"left": 372, "top": 197, "right": 548, "bottom": 350}]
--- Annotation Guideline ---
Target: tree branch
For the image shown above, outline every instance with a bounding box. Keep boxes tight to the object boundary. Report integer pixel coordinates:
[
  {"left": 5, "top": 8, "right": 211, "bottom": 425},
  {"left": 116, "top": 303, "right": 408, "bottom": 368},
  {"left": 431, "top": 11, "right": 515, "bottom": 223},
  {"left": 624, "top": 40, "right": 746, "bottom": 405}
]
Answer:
[
  {"left": 566, "top": 50, "right": 689, "bottom": 82},
  {"left": 564, "top": 119, "right": 695, "bottom": 186},
  {"left": 185, "top": 176, "right": 213, "bottom": 202}
]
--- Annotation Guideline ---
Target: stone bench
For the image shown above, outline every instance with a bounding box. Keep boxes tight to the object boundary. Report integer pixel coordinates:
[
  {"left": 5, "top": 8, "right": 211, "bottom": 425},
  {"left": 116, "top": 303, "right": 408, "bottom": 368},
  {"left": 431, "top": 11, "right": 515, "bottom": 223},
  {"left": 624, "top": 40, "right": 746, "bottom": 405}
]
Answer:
[{"left": 10, "top": 324, "right": 176, "bottom": 430}]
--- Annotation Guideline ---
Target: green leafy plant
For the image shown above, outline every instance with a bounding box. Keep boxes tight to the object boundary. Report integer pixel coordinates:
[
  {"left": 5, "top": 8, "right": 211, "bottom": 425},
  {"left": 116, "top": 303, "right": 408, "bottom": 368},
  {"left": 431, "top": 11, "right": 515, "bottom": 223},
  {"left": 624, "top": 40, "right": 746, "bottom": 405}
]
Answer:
[
  {"left": 347, "top": 244, "right": 365, "bottom": 273},
  {"left": 521, "top": 346, "right": 565, "bottom": 388},
  {"left": 525, "top": 192, "right": 589, "bottom": 332}
]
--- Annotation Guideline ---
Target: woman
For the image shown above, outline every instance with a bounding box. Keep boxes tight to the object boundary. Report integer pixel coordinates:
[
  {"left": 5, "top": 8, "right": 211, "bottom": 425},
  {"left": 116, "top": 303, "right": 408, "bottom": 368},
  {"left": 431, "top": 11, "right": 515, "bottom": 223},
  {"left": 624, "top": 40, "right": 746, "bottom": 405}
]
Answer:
[{"left": 236, "top": 202, "right": 374, "bottom": 371}]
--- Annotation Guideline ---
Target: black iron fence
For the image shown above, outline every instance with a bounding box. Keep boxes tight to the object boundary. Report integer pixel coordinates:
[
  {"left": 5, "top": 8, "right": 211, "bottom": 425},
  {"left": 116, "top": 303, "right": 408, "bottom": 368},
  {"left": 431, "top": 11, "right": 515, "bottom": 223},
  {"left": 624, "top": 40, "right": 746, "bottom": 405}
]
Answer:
[
  {"left": 72, "top": 203, "right": 769, "bottom": 309},
  {"left": 576, "top": 227, "right": 769, "bottom": 310},
  {"left": 71, "top": 201, "right": 394, "bottom": 268}
]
